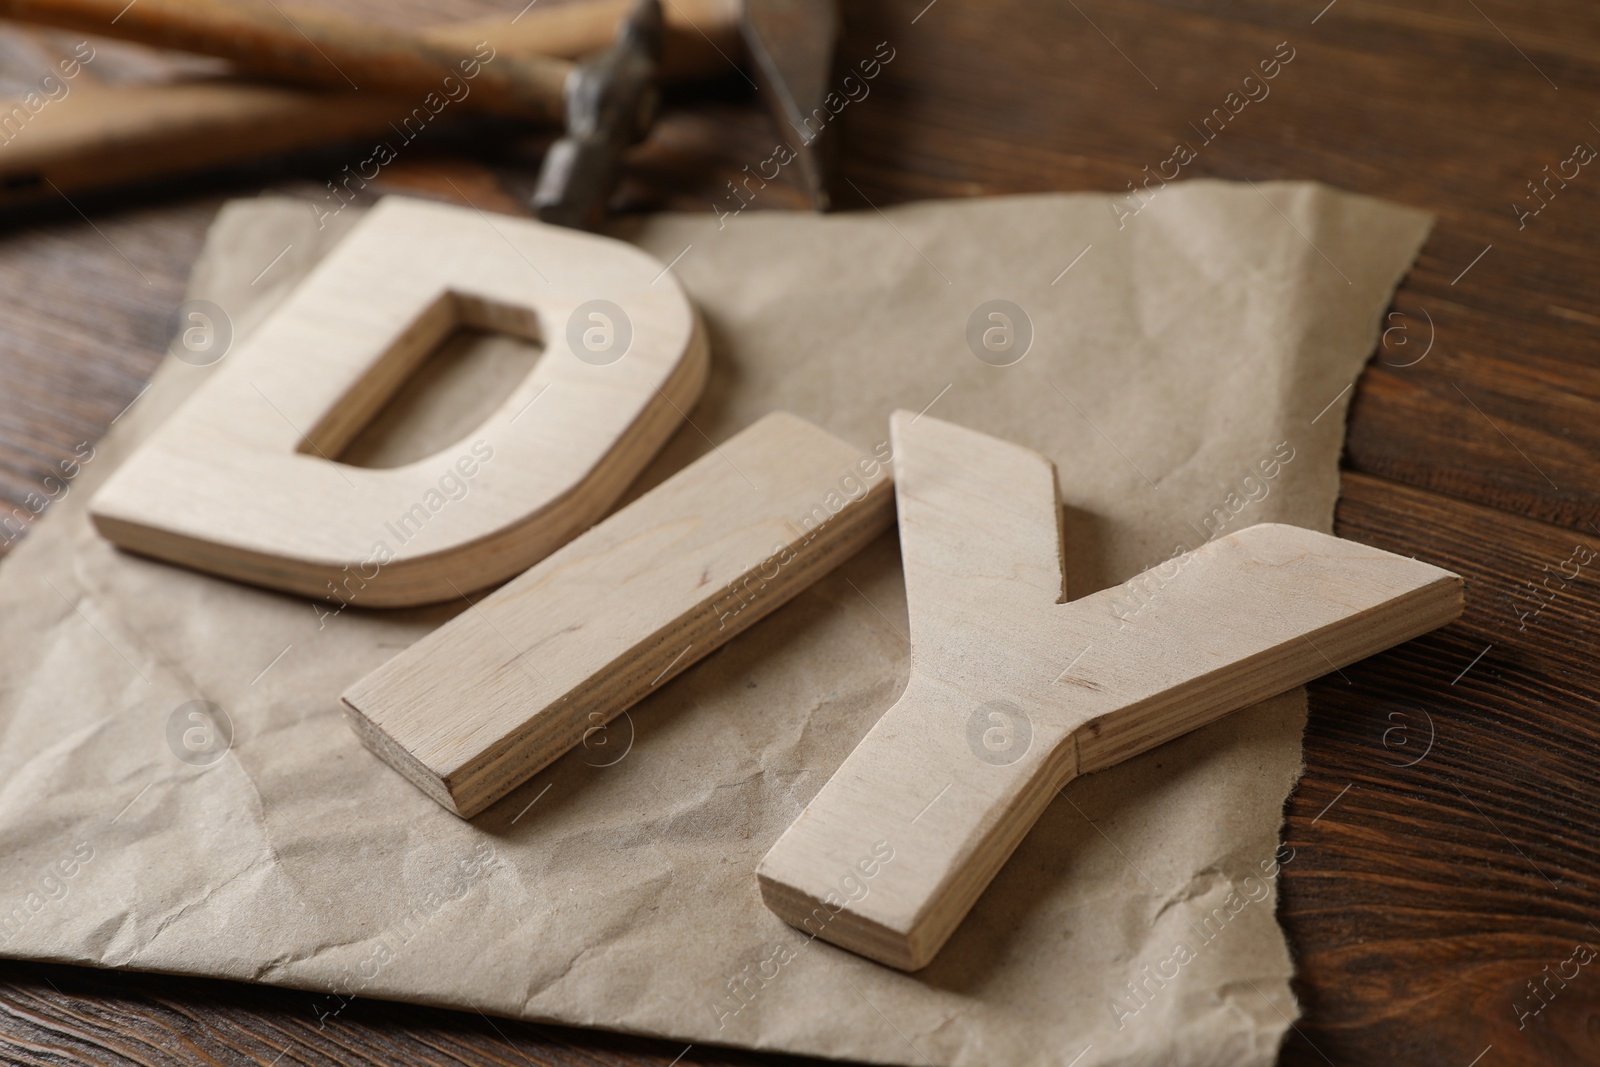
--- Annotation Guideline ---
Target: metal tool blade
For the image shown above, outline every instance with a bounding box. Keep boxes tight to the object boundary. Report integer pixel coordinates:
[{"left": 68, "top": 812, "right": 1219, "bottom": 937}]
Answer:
[{"left": 740, "top": 0, "right": 840, "bottom": 211}]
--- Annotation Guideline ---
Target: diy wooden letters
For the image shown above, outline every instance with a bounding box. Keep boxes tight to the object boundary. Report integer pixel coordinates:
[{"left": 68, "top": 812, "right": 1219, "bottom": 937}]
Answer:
[
  {"left": 89, "top": 193, "right": 1465, "bottom": 967},
  {"left": 341, "top": 412, "right": 896, "bottom": 817},
  {"left": 757, "top": 411, "right": 1464, "bottom": 971},
  {"left": 89, "top": 196, "right": 707, "bottom": 605}
]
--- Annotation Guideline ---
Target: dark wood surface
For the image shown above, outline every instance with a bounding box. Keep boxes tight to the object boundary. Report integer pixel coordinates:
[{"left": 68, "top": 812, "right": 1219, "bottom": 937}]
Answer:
[{"left": 1, "top": 0, "right": 1597, "bottom": 1064}]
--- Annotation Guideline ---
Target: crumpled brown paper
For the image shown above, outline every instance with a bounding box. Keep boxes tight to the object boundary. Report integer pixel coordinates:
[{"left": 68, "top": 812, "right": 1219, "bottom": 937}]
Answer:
[{"left": 0, "top": 181, "right": 1430, "bottom": 1066}]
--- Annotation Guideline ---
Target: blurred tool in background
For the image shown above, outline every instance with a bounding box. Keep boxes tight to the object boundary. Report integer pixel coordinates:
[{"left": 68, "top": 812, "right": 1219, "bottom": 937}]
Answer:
[{"left": 0, "top": 0, "right": 838, "bottom": 225}]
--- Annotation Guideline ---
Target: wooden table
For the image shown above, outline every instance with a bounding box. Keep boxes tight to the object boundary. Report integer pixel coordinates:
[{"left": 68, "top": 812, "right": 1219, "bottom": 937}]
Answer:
[{"left": 1, "top": 1, "right": 1596, "bottom": 1064}]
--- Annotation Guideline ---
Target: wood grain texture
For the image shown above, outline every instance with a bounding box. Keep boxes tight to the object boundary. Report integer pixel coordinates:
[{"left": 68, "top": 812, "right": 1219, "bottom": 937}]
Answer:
[
  {"left": 1278, "top": 471, "right": 1600, "bottom": 1067},
  {"left": 0, "top": 959, "right": 757, "bottom": 1066},
  {"left": 342, "top": 411, "right": 895, "bottom": 816},
  {"left": 0, "top": 0, "right": 572, "bottom": 120},
  {"left": 0, "top": 0, "right": 1596, "bottom": 1063},
  {"left": 0, "top": 0, "right": 744, "bottom": 205},
  {"left": 828, "top": 0, "right": 1600, "bottom": 535},
  {"left": 89, "top": 195, "right": 709, "bottom": 605},
  {"left": 759, "top": 412, "right": 1462, "bottom": 971},
  {"left": 0, "top": 478, "right": 1585, "bottom": 1067},
  {"left": 0, "top": 80, "right": 443, "bottom": 206}
]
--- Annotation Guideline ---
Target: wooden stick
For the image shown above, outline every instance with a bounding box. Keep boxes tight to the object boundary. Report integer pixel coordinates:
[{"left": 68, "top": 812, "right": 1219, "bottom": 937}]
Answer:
[
  {"left": 0, "top": 0, "right": 571, "bottom": 120},
  {"left": 0, "top": 0, "right": 742, "bottom": 205},
  {"left": 0, "top": 81, "right": 415, "bottom": 204},
  {"left": 341, "top": 412, "right": 896, "bottom": 818},
  {"left": 757, "top": 411, "right": 1464, "bottom": 971},
  {"left": 427, "top": 0, "right": 741, "bottom": 82}
]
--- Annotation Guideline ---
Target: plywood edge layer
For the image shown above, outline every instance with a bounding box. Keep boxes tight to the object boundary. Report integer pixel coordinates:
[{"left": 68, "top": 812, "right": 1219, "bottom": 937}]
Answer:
[{"left": 1075, "top": 567, "right": 1464, "bottom": 773}]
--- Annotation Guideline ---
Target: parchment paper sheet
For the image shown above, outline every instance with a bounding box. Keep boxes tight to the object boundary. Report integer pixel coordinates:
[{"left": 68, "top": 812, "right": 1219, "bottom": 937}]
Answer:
[{"left": 0, "top": 181, "right": 1430, "bottom": 1066}]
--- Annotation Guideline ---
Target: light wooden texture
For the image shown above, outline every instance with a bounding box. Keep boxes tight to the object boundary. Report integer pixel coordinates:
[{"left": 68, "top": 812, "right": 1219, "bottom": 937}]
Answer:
[
  {"left": 425, "top": 0, "right": 741, "bottom": 79},
  {"left": 757, "top": 411, "right": 1465, "bottom": 971},
  {"left": 88, "top": 195, "right": 708, "bottom": 606},
  {"left": 0, "top": 0, "right": 572, "bottom": 122},
  {"left": 0, "top": 81, "right": 417, "bottom": 205},
  {"left": 1, "top": 0, "right": 1594, "bottom": 1059},
  {"left": 0, "top": 0, "right": 743, "bottom": 205},
  {"left": 341, "top": 411, "right": 895, "bottom": 817}
]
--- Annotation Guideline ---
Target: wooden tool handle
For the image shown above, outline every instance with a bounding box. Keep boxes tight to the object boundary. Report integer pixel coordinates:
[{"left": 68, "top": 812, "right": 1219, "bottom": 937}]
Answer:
[
  {"left": 0, "top": 0, "right": 571, "bottom": 121},
  {"left": 0, "top": 0, "right": 742, "bottom": 205},
  {"left": 0, "top": 80, "right": 410, "bottom": 206},
  {"left": 429, "top": 0, "right": 740, "bottom": 83}
]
